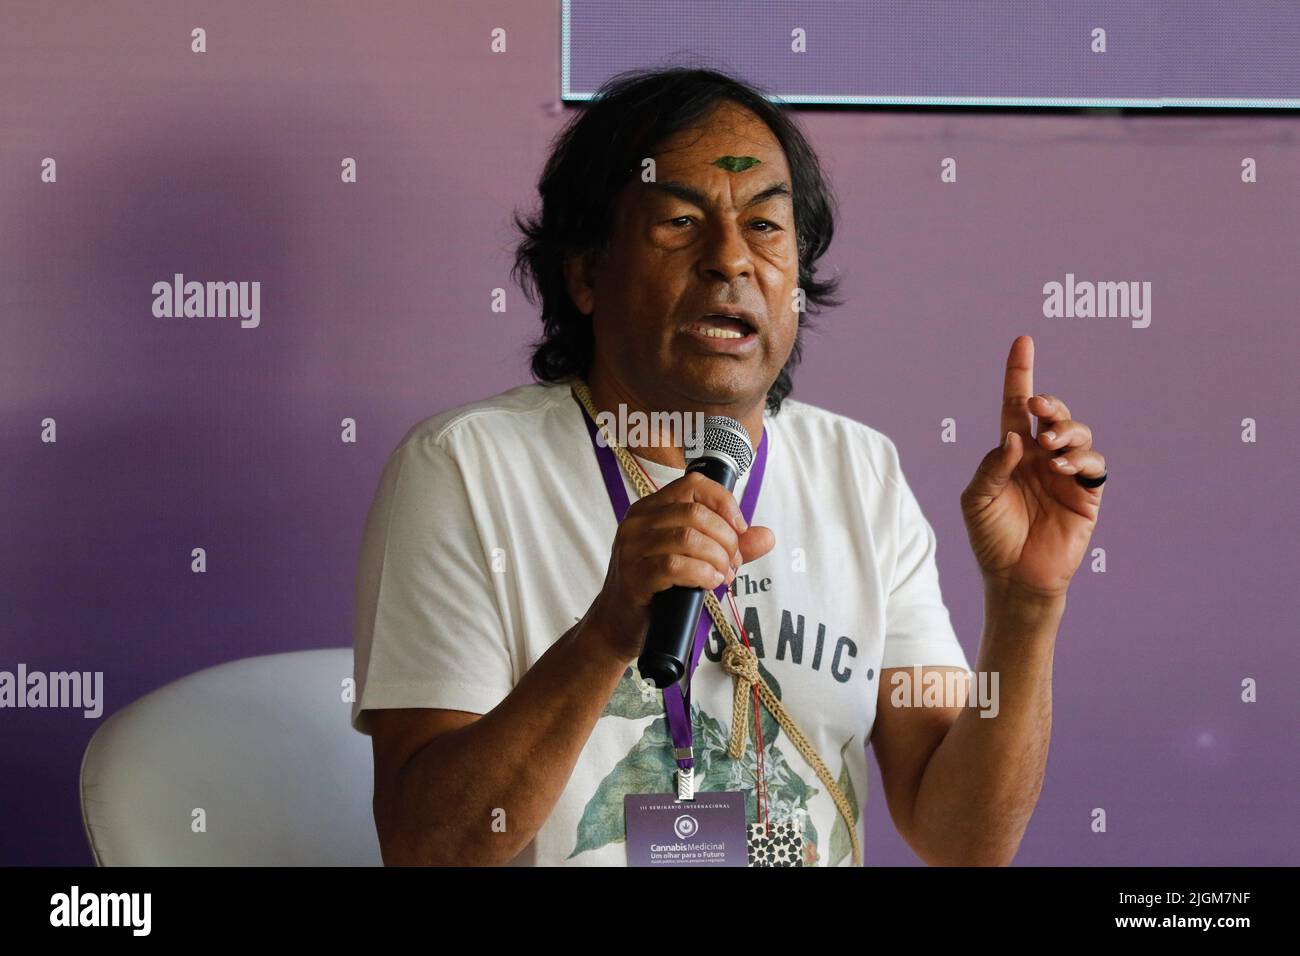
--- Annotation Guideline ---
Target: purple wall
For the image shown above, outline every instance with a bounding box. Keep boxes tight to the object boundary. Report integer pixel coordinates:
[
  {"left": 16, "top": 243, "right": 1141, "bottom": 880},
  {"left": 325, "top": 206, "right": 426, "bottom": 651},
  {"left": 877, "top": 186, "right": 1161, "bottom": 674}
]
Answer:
[{"left": 2, "top": 1, "right": 1296, "bottom": 866}]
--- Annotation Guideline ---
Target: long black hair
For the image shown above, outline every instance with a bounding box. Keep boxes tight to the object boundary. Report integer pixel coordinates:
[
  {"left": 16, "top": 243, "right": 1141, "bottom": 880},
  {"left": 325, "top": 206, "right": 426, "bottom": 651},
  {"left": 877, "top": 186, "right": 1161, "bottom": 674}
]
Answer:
[{"left": 511, "top": 65, "right": 842, "bottom": 414}]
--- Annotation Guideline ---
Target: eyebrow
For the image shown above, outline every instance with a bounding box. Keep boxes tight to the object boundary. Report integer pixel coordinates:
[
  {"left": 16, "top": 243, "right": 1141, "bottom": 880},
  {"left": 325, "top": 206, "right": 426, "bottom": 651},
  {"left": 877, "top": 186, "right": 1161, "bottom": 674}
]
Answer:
[{"left": 648, "top": 180, "right": 792, "bottom": 210}]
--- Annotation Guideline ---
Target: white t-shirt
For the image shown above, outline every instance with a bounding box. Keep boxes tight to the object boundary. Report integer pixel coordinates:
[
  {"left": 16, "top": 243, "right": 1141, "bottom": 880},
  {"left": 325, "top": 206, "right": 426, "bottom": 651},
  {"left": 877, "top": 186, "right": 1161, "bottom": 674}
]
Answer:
[{"left": 351, "top": 380, "right": 970, "bottom": 866}]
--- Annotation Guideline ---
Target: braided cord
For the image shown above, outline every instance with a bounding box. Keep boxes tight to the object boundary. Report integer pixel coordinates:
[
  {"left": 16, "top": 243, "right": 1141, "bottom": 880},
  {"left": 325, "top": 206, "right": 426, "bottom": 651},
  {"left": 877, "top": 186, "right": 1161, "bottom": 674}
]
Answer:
[{"left": 571, "top": 380, "right": 861, "bottom": 867}]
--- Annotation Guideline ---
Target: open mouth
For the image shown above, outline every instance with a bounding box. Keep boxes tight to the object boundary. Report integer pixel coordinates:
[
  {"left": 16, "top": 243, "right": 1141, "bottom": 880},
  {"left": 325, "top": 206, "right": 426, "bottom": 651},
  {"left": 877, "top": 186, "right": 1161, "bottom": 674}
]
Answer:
[
  {"left": 679, "top": 313, "right": 760, "bottom": 353},
  {"left": 682, "top": 313, "right": 758, "bottom": 339}
]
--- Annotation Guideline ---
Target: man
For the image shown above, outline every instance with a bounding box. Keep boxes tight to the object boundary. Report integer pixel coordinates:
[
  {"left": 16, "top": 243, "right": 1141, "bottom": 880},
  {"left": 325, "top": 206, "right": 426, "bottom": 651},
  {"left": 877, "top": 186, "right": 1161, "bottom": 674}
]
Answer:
[{"left": 351, "top": 67, "right": 1106, "bottom": 866}]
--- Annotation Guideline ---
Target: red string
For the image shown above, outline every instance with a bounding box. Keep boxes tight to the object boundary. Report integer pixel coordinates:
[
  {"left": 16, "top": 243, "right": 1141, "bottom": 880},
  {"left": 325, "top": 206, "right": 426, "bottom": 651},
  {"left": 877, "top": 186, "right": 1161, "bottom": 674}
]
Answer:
[{"left": 627, "top": 452, "right": 770, "bottom": 834}]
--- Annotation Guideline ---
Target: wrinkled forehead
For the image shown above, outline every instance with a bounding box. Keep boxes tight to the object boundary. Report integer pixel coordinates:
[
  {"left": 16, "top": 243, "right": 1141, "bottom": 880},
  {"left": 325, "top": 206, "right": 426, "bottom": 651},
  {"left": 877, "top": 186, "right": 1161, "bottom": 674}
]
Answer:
[{"left": 649, "top": 102, "right": 788, "bottom": 178}]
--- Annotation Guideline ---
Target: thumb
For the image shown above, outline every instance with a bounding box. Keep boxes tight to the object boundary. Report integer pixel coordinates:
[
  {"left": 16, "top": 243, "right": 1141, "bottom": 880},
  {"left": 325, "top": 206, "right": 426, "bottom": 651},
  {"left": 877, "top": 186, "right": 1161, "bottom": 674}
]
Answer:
[
  {"left": 737, "top": 525, "right": 776, "bottom": 564},
  {"left": 964, "top": 431, "right": 1023, "bottom": 504}
]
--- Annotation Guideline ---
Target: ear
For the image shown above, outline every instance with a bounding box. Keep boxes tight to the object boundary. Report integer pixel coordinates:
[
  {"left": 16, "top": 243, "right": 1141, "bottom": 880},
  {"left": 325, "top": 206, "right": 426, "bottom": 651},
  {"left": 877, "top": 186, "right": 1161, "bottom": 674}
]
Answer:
[{"left": 563, "top": 248, "right": 599, "bottom": 317}]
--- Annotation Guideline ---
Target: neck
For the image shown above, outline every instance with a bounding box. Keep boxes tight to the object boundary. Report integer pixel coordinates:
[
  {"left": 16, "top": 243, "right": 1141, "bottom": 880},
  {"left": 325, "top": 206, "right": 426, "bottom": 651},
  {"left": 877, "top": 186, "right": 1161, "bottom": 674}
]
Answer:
[{"left": 585, "top": 364, "right": 766, "bottom": 469}]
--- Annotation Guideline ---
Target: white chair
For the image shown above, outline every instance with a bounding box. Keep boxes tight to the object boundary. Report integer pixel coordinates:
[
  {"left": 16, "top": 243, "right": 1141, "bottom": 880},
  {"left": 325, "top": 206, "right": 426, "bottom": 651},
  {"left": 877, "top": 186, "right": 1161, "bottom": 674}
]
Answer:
[{"left": 79, "top": 648, "right": 382, "bottom": 865}]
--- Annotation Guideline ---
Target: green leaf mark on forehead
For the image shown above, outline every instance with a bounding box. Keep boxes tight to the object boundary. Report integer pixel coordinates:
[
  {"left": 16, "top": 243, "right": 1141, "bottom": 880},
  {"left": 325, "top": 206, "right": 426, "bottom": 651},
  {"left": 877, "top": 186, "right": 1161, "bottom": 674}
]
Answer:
[{"left": 712, "top": 155, "right": 762, "bottom": 173}]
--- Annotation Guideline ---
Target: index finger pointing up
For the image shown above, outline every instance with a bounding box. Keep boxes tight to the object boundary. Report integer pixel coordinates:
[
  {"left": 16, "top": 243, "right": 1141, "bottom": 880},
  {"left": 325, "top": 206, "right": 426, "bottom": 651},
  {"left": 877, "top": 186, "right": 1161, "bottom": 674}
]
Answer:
[{"left": 1001, "top": 335, "right": 1035, "bottom": 442}]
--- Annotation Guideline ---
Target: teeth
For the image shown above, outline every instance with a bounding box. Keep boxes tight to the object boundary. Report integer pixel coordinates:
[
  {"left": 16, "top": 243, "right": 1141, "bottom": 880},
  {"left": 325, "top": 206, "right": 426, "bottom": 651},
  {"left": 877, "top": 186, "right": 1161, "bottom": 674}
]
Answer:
[{"left": 690, "top": 317, "right": 750, "bottom": 339}]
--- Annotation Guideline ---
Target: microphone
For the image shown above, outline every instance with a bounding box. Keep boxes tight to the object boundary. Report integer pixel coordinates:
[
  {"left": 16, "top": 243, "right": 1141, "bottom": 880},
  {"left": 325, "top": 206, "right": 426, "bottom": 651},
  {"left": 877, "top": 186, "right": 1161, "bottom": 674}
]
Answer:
[{"left": 637, "top": 415, "right": 755, "bottom": 689}]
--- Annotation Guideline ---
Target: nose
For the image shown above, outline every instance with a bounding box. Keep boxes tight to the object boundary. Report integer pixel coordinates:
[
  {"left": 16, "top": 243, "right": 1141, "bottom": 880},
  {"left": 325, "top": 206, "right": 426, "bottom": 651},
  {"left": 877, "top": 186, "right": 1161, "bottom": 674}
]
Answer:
[{"left": 697, "top": 218, "right": 754, "bottom": 284}]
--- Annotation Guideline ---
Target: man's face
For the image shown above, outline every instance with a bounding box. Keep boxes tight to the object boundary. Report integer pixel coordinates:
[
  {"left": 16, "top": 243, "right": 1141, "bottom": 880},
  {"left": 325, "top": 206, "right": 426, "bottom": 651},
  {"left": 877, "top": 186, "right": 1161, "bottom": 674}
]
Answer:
[{"left": 571, "top": 100, "right": 801, "bottom": 412}]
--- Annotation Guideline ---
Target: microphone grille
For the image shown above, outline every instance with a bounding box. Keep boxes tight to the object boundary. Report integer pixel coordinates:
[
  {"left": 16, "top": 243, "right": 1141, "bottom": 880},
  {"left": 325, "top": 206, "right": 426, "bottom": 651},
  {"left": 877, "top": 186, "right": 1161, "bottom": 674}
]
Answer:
[{"left": 689, "top": 415, "right": 755, "bottom": 477}]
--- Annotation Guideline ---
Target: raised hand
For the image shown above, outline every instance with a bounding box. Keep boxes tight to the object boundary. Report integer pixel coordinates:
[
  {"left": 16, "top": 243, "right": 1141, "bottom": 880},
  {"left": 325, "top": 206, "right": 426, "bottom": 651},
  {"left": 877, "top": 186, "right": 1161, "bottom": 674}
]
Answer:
[{"left": 959, "top": 335, "right": 1106, "bottom": 600}]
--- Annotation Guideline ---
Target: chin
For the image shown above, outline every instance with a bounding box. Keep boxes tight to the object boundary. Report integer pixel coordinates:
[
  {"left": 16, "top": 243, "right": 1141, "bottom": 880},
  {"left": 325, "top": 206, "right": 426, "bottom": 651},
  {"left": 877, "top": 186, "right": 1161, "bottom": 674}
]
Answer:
[{"left": 673, "top": 369, "right": 766, "bottom": 408}]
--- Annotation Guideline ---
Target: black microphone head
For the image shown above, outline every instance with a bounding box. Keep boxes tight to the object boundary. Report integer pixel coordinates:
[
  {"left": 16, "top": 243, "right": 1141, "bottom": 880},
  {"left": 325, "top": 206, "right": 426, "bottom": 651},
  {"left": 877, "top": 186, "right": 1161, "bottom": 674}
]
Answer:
[{"left": 686, "top": 415, "right": 754, "bottom": 478}]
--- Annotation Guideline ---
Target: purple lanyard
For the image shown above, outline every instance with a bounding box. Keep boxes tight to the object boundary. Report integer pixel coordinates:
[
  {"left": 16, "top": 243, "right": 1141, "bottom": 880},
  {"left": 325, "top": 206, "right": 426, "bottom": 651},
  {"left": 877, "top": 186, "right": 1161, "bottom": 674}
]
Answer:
[{"left": 577, "top": 398, "right": 768, "bottom": 776}]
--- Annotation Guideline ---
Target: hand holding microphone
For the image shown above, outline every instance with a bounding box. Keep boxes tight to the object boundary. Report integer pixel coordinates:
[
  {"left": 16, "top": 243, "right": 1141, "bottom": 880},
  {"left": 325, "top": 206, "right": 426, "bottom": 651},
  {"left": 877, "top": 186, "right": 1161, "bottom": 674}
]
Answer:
[{"left": 588, "top": 417, "right": 774, "bottom": 675}]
